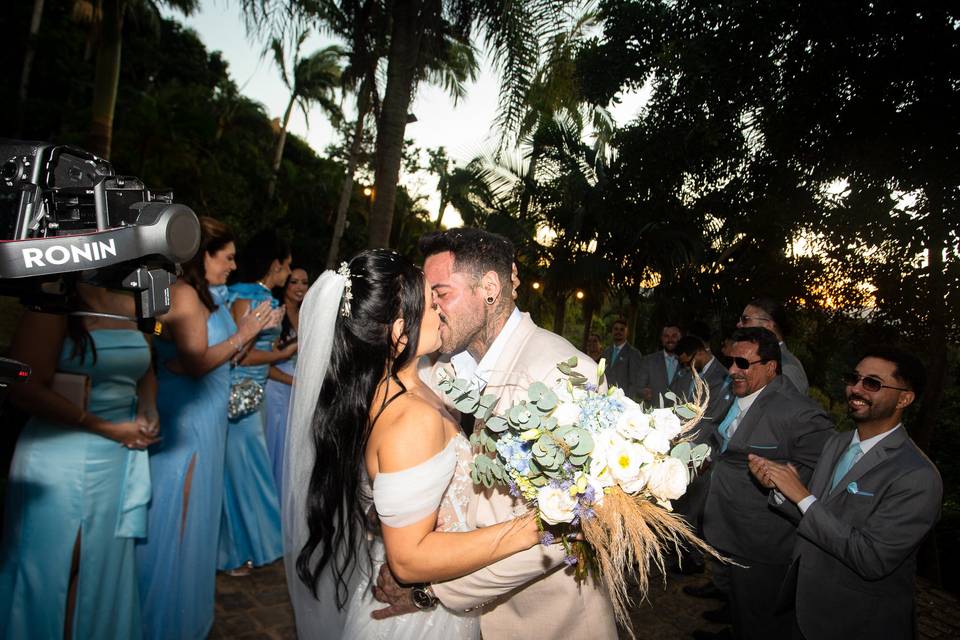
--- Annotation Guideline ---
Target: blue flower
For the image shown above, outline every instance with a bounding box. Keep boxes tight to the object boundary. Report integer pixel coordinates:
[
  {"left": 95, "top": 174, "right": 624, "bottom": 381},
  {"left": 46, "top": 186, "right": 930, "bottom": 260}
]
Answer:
[
  {"left": 497, "top": 436, "right": 533, "bottom": 476},
  {"left": 846, "top": 481, "right": 858, "bottom": 494},
  {"left": 540, "top": 531, "right": 555, "bottom": 546},
  {"left": 564, "top": 554, "right": 578, "bottom": 566}
]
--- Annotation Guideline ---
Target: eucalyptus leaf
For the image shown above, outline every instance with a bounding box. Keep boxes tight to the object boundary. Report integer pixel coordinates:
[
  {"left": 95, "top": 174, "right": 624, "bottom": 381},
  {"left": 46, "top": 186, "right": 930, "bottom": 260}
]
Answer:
[
  {"left": 675, "top": 405, "right": 696, "bottom": 420},
  {"left": 485, "top": 416, "right": 509, "bottom": 433},
  {"left": 664, "top": 391, "right": 678, "bottom": 402},
  {"left": 671, "top": 442, "right": 692, "bottom": 462}
]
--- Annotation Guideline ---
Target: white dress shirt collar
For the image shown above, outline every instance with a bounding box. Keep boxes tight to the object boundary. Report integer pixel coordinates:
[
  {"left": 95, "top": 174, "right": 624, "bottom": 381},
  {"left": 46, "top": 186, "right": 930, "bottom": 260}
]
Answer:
[
  {"left": 736, "top": 384, "right": 766, "bottom": 416},
  {"left": 852, "top": 423, "right": 901, "bottom": 455},
  {"left": 450, "top": 307, "right": 523, "bottom": 389}
]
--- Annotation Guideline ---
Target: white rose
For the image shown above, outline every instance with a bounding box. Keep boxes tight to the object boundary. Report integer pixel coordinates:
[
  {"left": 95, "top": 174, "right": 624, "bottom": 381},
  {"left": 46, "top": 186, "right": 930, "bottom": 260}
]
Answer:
[
  {"left": 619, "top": 465, "right": 650, "bottom": 494},
  {"left": 537, "top": 486, "right": 578, "bottom": 525},
  {"left": 588, "top": 453, "right": 616, "bottom": 489},
  {"left": 646, "top": 457, "right": 689, "bottom": 502},
  {"left": 616, "top": 407, "right": 651, "bottom": 441},
  {"left": 619, "top": 395, "right": 643, "bottom": 413},
  {"left": 553, "top": 400, "right": 581, "bottom": 426},
  {"left": 608, "top": 440, "right": 654, "bottom": 486},
  {"left": 651, "top": 408, "right": 683, "bottom": 439},
  {"left": 643, "top": 428, "right": 672, "bottom": 455}
]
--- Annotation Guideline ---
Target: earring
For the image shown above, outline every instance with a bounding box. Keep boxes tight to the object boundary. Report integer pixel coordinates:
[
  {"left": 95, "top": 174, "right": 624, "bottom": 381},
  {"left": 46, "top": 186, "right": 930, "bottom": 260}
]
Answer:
[{"left": 485, "top": 296, "right": 495, "bottom": 304}]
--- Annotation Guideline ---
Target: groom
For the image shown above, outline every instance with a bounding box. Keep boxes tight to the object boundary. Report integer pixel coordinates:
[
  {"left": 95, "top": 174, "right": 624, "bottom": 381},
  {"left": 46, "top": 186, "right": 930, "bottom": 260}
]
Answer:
[{"left": 371, "top": 228, "right": 616, "bottom": 639}]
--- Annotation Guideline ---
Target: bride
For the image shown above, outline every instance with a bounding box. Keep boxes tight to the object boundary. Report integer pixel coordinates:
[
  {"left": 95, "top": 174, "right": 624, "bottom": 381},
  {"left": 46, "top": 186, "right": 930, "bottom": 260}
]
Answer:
[{"left": 282, "top": 249, "right": 540, "bottom": 639}]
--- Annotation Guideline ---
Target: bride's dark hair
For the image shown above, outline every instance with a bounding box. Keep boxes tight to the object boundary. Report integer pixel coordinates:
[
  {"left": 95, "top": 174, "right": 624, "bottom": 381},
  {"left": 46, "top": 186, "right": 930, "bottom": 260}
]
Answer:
[{"left": 297, "top": 249, "right": 426, "bottom": 607}]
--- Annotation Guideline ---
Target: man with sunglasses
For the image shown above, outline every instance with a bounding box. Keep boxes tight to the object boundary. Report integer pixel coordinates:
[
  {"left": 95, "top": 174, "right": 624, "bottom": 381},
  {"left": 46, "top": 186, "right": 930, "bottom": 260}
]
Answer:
[
  {"left": 697, "top": 327, "right": 834, "bottom": 640},
  {"left": 736, "top": 298, "right": 809, "bottom": 394},
  {"left": 748, "top": 347, "right": 942, "bottom": 640}
]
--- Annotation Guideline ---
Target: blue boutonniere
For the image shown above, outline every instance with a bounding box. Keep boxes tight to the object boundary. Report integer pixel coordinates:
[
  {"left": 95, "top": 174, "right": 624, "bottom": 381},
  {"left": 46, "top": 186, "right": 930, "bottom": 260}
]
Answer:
[{"left": 846, "top": 482, "right": 874, "bottom": 497}]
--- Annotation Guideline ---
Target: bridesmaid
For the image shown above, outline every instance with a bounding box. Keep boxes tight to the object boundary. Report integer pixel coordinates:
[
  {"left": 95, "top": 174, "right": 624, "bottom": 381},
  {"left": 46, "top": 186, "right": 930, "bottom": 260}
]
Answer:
[
  {"left": 218, "top": 230, "right": 295, "bottom": 575},
  {"left": 0, "top": 282, "right": 158, "bottom": 639},
  {"left": 136, "top": 217, "right": 274, "bottom": 640},
  {"left": 264, "top": 266, "right": 308, "bottom": 493}
]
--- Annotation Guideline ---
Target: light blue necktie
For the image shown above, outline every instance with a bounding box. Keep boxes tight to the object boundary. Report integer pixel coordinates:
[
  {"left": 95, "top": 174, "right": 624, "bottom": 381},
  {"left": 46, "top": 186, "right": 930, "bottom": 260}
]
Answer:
[
  {"left": 611, "top": 345, "right": 621, "bottom": 365},
  {"left": 717, "top": 401, "right": 741, "bottom": 453},
  {"left": 666, "top": 354, "right": 678, "bottom": 384},
  {"left": 830, "top": 441, "right": 863, "bottom": 491}
]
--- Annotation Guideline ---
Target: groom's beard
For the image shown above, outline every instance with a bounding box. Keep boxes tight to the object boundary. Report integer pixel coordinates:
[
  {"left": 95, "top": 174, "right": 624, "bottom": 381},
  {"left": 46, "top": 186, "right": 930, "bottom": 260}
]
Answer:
[{"left": 437, "top": 308, "right": 484, "bottom": 355}]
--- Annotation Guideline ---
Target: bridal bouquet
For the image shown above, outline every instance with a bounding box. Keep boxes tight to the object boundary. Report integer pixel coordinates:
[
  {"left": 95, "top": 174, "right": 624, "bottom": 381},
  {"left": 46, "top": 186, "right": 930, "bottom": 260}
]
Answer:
[{"left": 436, "top": 358, "right": 716, "bottom": 632}]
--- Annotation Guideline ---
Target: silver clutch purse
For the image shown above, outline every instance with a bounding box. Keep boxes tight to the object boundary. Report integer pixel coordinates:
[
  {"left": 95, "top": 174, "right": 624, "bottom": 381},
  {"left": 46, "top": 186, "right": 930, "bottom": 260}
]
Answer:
[{"left": 228, "top": 378, "right": 264, "bottom": 420}]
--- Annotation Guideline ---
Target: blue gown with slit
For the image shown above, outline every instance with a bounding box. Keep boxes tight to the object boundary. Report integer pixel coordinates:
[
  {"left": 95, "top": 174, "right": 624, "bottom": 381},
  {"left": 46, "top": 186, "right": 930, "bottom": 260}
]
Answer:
[
  {"left": 0, "top": 329, "right": 151, "bottom": 639},
  {"left": 217, "top": 282, "right": 283, "bottom": 570},
  {"left": 135, "top": 285, "right": 234, "bottom": 640},
  {"left": 263, "top": 353, "right": 295, "bottom": 495}
]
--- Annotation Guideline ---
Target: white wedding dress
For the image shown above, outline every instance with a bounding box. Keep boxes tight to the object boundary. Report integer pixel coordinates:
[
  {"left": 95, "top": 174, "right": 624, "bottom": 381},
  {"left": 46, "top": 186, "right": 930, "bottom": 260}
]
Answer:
[{"left": 341, "top": 433, "right": 481, "bottom": 640}]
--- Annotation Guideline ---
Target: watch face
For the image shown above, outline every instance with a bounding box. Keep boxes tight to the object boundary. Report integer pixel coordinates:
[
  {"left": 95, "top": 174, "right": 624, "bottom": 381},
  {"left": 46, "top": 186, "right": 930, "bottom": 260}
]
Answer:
[{"left": 412, "top": 588, "right": 435, "bottom": 610}]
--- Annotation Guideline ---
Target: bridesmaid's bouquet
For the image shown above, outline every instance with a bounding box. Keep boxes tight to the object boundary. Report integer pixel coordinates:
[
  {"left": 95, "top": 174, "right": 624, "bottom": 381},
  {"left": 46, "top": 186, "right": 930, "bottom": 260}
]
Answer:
[{"left": 436, "top": 358, "right": 717, "bottom": 632}]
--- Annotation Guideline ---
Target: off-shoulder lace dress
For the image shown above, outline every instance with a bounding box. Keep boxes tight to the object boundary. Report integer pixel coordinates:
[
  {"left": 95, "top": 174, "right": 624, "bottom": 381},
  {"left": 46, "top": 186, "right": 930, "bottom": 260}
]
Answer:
[{"left": 340, "top": 434, "right": 480, "bottom": 640}]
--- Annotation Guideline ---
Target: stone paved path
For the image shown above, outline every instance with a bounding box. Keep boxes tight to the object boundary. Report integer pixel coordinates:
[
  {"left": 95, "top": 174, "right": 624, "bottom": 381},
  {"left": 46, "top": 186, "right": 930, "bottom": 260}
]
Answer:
[{"left": 213, "top": 560, "right": 960, "bottom": 639}]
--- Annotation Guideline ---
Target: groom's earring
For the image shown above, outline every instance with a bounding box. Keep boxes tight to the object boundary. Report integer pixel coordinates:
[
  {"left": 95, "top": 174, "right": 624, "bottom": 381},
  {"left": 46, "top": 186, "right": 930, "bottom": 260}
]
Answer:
[{"left": 485, "top": 296, "right": 495, "bottom": 305}]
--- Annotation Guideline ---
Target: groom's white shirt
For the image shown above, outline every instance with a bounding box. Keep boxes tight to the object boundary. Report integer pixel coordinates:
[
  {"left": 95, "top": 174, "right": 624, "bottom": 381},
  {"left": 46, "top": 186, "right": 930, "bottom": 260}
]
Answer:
[
  {"left": 426, "top": 310, "right": 617, "bottom": 640},
  {"left": 449, "top": 307, "right": 522, "bottom": 391}
]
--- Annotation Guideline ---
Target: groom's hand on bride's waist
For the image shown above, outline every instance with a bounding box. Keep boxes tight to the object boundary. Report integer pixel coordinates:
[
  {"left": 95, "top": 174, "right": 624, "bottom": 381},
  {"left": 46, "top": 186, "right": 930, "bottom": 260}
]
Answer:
[{"left": 370, "top": 563, "right": 419, "bottom": 619}]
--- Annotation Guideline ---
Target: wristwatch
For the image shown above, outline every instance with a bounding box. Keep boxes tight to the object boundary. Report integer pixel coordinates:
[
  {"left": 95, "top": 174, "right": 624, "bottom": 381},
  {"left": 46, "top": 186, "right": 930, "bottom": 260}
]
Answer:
[{"left": 411, "top": 584, "right": 439, "bottom": 610}]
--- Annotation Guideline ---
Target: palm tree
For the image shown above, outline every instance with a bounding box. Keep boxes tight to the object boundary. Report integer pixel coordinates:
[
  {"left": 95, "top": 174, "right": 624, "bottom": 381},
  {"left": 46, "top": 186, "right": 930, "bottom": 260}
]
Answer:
[
  {"left": 87, "top": 0, "right": 198, "bottom": 159},
  {"left": 267, "top": 36, "right": 344, "bottom": 199},
  {"left": 365, "top": 0, "right": 569, "bottom": 248}
]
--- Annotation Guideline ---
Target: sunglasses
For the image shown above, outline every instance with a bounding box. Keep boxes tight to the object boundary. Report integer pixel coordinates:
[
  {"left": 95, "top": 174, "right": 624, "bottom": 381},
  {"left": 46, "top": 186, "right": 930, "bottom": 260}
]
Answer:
[
  {"left": 841, "top": 372, "right": 910, "bottom": 393},
  {"left": 720, "top": 355, "right": 769, "bottom": 370},
  {"left": 739, "top": 314, "right": 772, "bottom": 324}
]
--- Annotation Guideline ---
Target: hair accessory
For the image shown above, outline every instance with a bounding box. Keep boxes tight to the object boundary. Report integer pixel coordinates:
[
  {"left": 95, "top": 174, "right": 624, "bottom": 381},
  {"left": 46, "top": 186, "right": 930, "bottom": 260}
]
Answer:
[{"left": 337, "top": 261, "right": 353, "bottom": 317}]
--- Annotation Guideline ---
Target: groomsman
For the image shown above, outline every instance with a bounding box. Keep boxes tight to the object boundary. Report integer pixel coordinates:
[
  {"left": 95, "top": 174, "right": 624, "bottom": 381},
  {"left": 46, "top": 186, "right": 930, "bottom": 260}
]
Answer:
[
  {"left": 736, "top": 298, "right": 809, "bottom": 394},
  {"left": 671, "top": 335, "right": 735, "bottom": 431},
  {"left": 700, "top": 328, "right": 834, "bottom": 640},
  {"left": 601, "top": 319, "right": 643, "bottom": 400},
  {"left": 638, "top": 323, "right": 683, "bottom": 404},
  {"left": 749, "top": 347, "right": 942, "bottom": 640}
]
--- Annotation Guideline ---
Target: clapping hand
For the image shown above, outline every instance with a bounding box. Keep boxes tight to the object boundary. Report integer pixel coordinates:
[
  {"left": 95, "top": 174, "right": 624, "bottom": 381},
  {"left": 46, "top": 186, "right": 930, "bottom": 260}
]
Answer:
[
  {"left": 237, "top": 300, "right": 275, "bottom": 338},
  {"left": 748, "top": 454, "right": 811, "bottom": 505}
]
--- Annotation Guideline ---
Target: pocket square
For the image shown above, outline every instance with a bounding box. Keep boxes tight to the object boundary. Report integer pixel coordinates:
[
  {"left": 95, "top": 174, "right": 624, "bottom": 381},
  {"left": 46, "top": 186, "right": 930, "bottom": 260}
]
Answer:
[{"left": 846, "top": 482, "right": 874, "bottom": 496}]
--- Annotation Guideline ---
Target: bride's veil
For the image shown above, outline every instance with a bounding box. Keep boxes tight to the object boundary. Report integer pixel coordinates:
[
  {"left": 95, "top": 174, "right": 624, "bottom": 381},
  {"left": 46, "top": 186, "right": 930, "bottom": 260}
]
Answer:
[{"left": 282, "top": 268, "right": 356, "bottom": 638}]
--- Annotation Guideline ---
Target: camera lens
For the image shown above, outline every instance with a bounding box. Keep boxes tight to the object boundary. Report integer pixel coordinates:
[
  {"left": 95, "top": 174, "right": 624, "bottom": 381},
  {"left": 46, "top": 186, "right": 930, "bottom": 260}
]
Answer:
[{"left": 1, "top": 159, "right": 21, "bottom": 183}]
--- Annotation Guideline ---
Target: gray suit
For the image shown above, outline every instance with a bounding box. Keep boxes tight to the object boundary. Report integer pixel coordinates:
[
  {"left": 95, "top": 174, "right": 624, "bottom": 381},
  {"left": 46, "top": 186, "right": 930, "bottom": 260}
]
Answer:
[
  {"left": 600, "top": 342, "right": 643, "bottom": 400},
  {"left": 702, "top": 376, "right": 834, "bottom": 639},
  {"left": 637, "top": 350, "right": 678, "bottom": 405},
  {"left": 774, "top": 427, "right": 942, "bottom": 640},
  {"left": 780, "top": 342, "right": 809, "bottom": 394}
]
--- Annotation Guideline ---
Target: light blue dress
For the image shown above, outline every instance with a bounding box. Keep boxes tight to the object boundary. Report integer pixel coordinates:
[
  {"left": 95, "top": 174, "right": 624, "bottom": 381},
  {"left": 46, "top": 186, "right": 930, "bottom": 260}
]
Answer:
[
  {"left": 217, "top": 282, "right": 283, "bottom": 570},
  {"left": 264, "top": 353, "right": 295, "bottom": 494},
  {"left": 0, "top": 329, "right": 151, "bottom": 639},
  {"left": 136, "top": 285, "right": 234, "bottom": 640}
]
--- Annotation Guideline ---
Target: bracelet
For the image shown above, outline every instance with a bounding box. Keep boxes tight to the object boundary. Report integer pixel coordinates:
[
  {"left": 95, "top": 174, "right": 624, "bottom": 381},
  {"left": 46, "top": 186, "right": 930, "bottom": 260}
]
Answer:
[{"left": 228, "top": 336, "right": 243, "bottom": 353}]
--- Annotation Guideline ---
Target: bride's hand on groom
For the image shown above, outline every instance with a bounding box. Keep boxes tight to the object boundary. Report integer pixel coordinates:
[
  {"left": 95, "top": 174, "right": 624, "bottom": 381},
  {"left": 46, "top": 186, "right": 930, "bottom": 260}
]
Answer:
[{"left": 370, "top": 563, "right": 418, "bottom": 619}]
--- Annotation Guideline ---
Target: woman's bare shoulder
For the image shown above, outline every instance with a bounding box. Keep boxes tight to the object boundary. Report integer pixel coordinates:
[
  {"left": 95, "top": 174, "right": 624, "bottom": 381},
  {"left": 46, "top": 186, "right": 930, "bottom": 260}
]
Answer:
[{"left": 372, "top": 392, "right": 448, "bottom": 474}]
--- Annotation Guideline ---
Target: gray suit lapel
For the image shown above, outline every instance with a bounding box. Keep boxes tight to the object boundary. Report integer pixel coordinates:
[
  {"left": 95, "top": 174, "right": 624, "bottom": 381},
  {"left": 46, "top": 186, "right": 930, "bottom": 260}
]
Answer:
[
  {"left": 826, "top": 427, "right": 908, "bottom": 500},
  {"left": 810, "top": 432, "right": 851, "bottom": 498},
  {"left": 727, "top": 378, "right": 780, "bottom": 449}
]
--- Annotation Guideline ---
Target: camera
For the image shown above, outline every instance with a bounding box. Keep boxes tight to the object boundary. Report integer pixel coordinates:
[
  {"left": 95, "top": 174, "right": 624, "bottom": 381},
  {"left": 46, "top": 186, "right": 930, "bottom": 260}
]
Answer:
[{"left": 0, "top": 139, "right": 201, "bottom": 329}]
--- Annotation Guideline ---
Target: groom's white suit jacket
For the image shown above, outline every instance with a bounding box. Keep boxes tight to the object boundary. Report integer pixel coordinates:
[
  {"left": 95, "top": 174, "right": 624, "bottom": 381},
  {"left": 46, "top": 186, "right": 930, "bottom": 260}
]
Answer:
[{"left": 423, "top": 312, "right": 617, "bottom": 640}]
